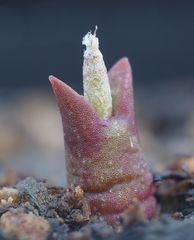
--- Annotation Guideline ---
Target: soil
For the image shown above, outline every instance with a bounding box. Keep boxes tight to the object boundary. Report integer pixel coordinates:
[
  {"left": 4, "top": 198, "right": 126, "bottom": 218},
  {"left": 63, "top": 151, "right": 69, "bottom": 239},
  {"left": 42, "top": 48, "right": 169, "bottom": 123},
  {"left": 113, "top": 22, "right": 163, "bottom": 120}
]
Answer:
[{"left": 0, "top": 157, "right": 194, "bottom": 240}]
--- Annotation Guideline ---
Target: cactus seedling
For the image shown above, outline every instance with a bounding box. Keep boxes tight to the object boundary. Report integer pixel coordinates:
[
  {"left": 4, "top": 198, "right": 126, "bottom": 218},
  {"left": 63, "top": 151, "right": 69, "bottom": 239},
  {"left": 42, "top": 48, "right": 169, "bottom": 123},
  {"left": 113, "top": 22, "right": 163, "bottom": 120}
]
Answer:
[{"left": 49, "top": 29, "right": 156, "bottom": 225}]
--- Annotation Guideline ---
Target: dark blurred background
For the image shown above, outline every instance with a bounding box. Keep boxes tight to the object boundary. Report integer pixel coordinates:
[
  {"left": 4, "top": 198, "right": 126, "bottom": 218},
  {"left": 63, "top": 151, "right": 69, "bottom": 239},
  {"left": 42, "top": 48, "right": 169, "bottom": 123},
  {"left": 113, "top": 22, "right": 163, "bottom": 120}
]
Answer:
[
  {"left": 0, "top": 0, "right": 194, "bottom": 91},
  {"left": 0, "top": 0, "right": 194, "bottom": 185}
]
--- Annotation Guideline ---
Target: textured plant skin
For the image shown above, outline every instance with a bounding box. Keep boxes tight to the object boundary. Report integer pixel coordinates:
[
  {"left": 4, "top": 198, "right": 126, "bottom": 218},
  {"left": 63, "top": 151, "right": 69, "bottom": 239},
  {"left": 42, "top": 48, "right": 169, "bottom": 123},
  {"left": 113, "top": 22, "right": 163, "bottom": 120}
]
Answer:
[{"left": 49, "top": 58, "right": 156, "bottom": 225}]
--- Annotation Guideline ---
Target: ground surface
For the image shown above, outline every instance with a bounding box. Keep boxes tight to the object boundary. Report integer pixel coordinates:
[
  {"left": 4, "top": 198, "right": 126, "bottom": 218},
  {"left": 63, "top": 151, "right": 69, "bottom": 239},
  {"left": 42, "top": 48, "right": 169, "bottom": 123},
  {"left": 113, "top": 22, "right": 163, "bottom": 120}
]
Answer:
[{"left": 1, "top": 165, "right": 194, "bottom": 239}]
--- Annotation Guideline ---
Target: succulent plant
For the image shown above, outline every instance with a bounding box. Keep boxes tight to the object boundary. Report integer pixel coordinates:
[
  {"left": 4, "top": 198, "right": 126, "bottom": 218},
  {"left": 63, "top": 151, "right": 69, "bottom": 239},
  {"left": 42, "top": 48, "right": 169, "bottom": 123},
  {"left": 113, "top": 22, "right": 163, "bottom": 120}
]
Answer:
[{"left": 49, "top": 30, "right": 156, "bottom": 225}]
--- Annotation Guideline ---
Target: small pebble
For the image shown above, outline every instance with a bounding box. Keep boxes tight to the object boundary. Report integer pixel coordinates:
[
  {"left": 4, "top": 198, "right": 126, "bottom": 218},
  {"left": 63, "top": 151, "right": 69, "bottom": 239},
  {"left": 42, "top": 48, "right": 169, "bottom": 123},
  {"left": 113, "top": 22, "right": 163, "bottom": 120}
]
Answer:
[{"left": 0, "top": 209, "right": 50, "bottom": 240}]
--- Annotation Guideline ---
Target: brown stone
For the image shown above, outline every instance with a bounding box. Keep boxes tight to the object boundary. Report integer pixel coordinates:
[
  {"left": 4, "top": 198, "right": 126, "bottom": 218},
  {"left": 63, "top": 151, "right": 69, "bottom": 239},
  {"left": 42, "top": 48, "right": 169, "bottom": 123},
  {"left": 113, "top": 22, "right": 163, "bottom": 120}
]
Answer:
[{"left": 0, "top": 210, "right": 50, "bottom": 240}]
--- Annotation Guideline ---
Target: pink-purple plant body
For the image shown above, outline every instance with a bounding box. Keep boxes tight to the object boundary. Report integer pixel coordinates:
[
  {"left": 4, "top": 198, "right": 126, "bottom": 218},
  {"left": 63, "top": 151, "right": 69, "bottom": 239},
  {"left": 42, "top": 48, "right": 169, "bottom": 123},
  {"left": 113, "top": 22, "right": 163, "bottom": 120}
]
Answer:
[{"left": 49, "top": 29, "right": 156, "bottom": 225}]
